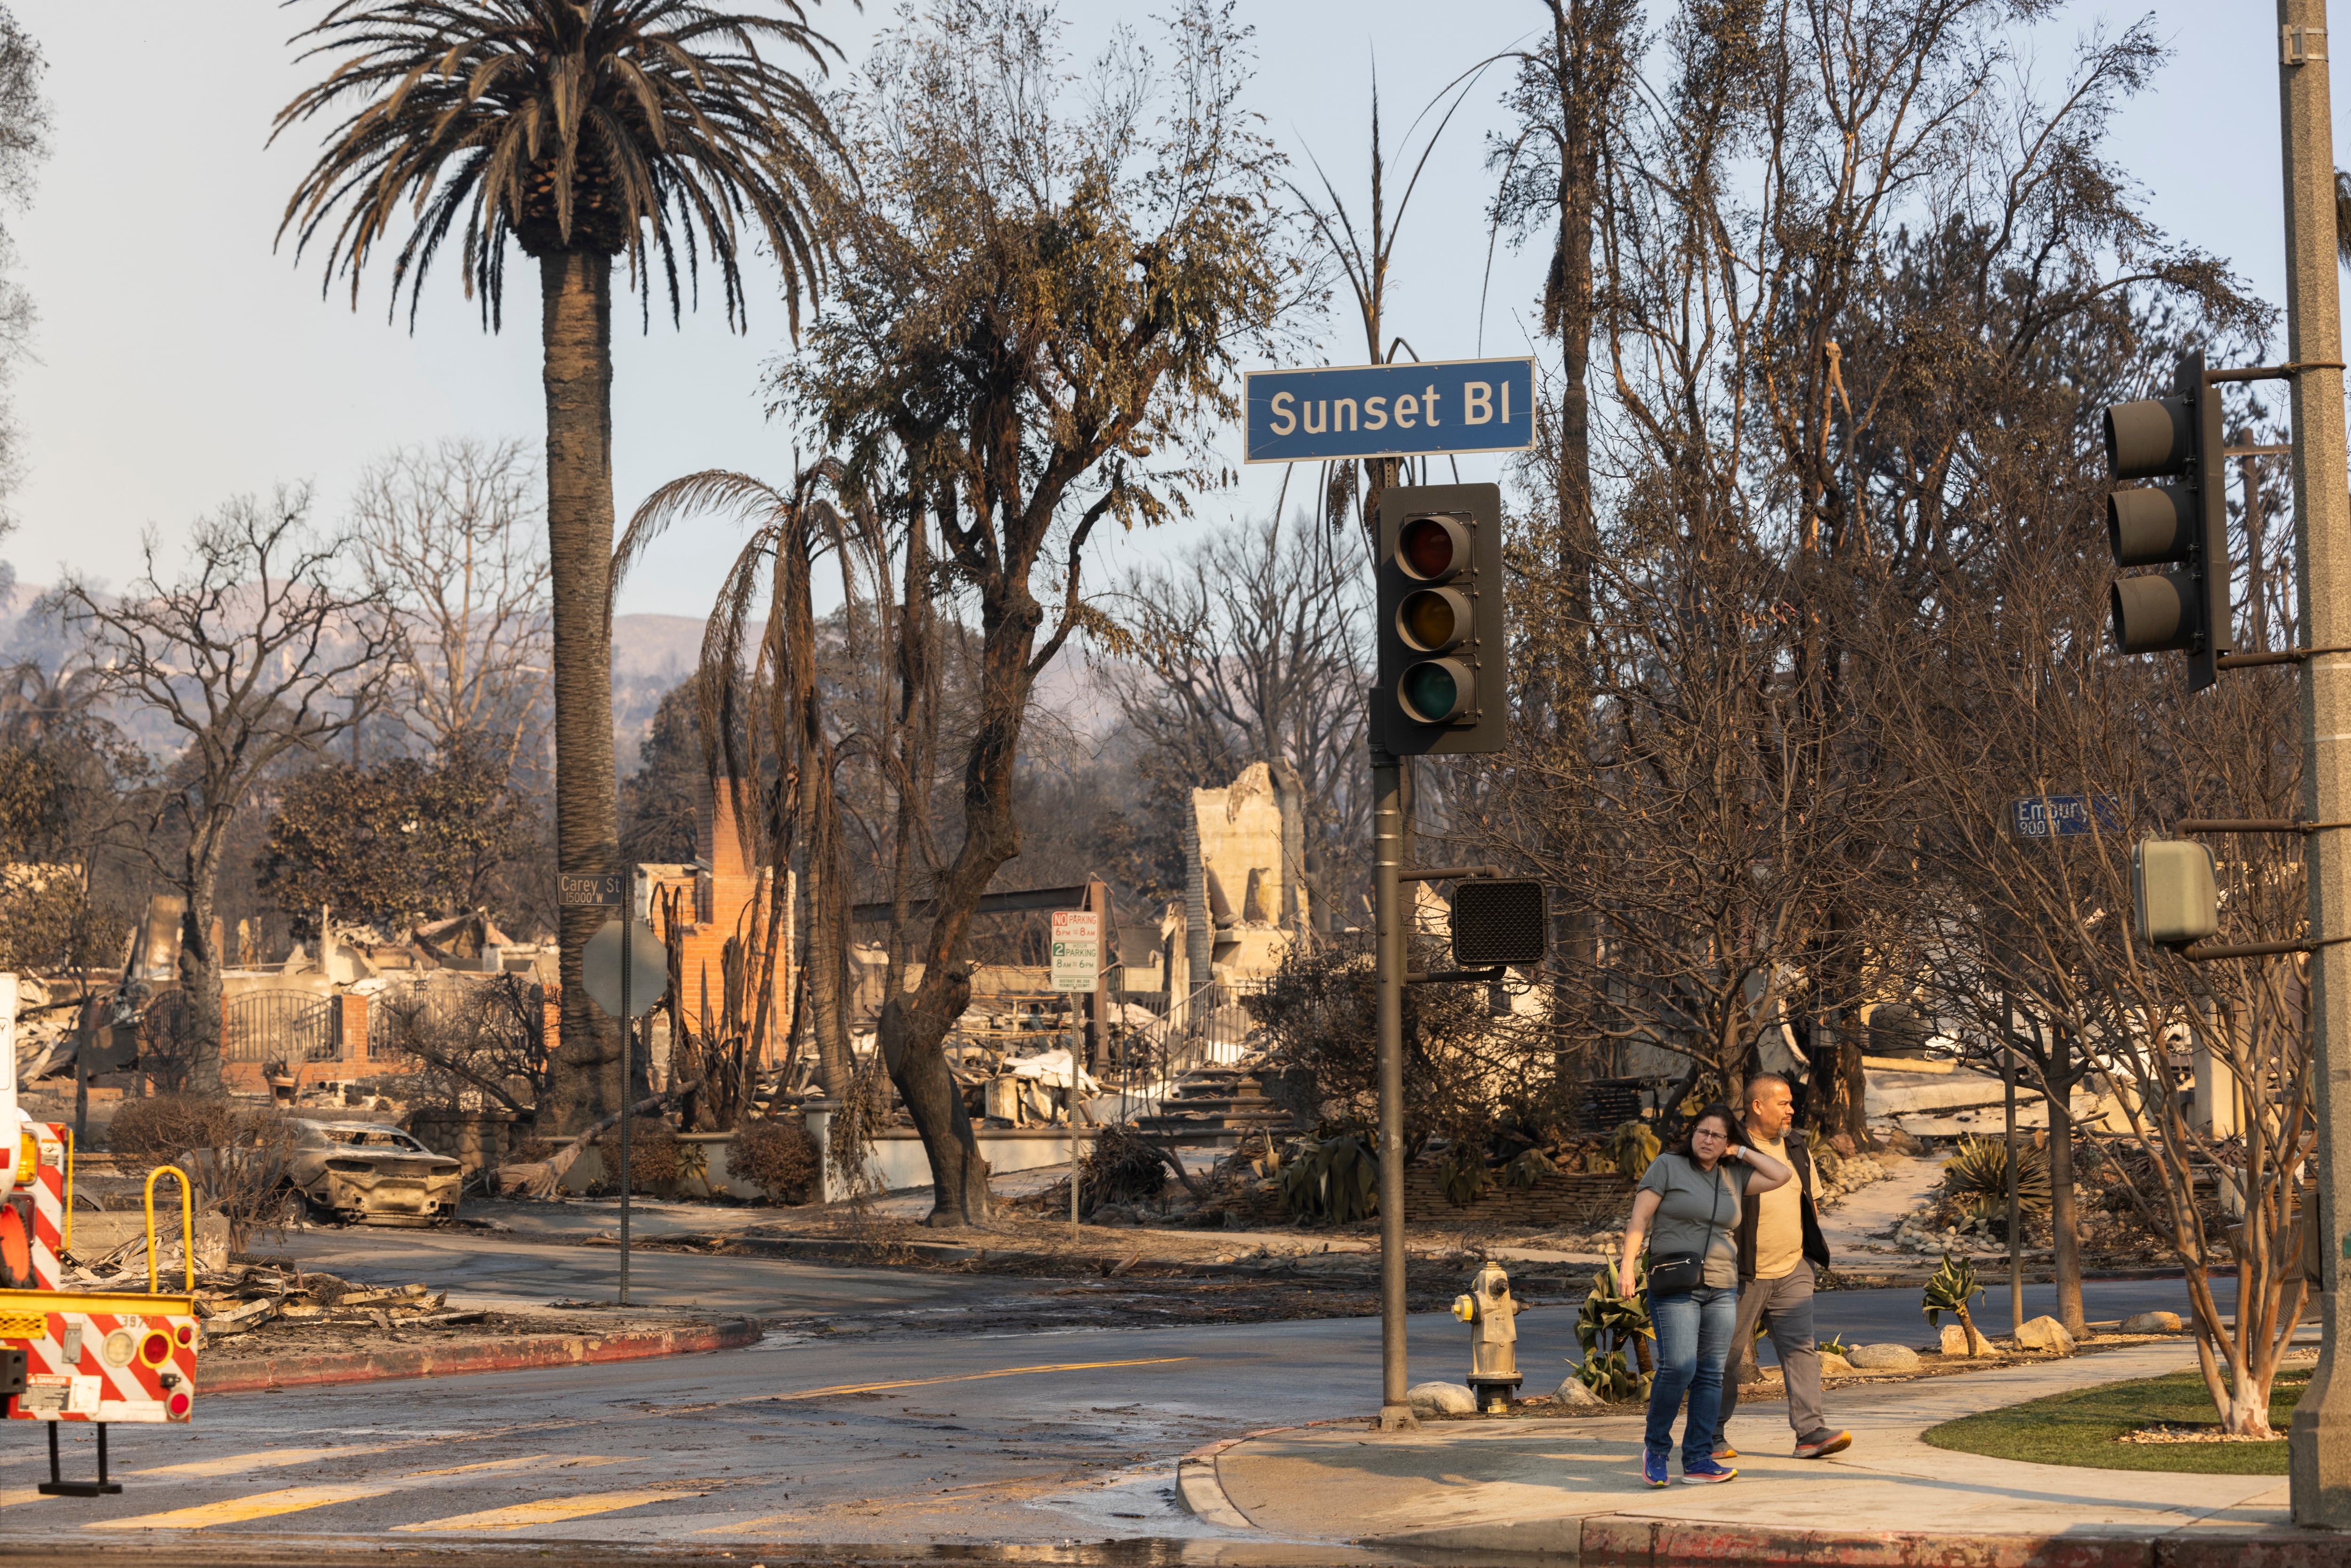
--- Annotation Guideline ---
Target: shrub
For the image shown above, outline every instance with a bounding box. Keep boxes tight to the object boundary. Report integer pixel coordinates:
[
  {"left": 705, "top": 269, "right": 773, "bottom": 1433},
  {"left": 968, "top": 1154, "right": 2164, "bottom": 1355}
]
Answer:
[
  {"left": 1082, "top": 1126, "right": 1172, "bottom": 1212},
  {"left": 110, "top": 1095, "right": 298, "bottom": 1253},
  {"left": 106, "top": 1094, "right": 245, "bottom": 1165},
  {"left": 619, "top": 1116, "right": 682, "bottom": 1193},
  {"left": 726, "top": 1116, "right": 818, "bottom": 1204}
]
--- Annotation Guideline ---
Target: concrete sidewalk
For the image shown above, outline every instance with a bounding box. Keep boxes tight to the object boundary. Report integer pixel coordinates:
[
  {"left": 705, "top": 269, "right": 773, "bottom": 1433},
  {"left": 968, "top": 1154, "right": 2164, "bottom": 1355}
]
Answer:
[{"left": 1182, "top": 1342, "right": 2344, "bottom": 1564}]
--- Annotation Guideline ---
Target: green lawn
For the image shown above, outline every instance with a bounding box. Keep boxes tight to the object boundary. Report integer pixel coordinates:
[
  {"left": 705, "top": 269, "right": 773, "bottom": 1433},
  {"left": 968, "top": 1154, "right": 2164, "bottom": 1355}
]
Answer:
[{"left": 1920, "top": 1368, "right": 2306, "bottom": 1475}]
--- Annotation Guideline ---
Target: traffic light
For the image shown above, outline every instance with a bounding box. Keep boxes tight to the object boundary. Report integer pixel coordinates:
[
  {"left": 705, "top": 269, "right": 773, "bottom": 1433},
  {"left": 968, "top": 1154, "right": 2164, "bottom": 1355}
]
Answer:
[
  {"left": 2104, "top": 348, "right": 2228, "bottom": 691},
  {"left": 1374, "top": 483, "right": 1505, "bottom": 755}
]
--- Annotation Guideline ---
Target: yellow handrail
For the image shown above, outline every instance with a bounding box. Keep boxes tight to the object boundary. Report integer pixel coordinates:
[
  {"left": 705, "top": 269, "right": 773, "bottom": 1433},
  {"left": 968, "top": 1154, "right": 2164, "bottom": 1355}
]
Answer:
[
  {"left": 143, "top": 1165, "right": 193, "bottom": 1295},
  {"left": 62, "top": 1128, "right": 71, "bottom": 1254}
]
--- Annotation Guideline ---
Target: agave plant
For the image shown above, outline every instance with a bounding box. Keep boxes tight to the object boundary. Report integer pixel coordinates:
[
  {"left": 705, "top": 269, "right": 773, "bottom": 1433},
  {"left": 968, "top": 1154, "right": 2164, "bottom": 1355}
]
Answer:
[
  {"left": 1503, "top": 1146, "right": 1557, "bottom": 1190},
  {"left": 1941, "top": 1135, "right": 2051, "bottom": 1225},
  {"left": 1439, "top": 1142, "right": 1492, "bottom": 1207},
  {"left": 1606, "top": 1119, "right": 1660, "bottom": 1181},
  {"left": 1923, "top": 1252, "right": 1986, "bottom": 1347},
  {"left": 1279, "top": 1132, "right": 1380, "bottom": 1224},
  {"left": 1573, "top": 1256, "right": 1654, "bottom": 1401}
]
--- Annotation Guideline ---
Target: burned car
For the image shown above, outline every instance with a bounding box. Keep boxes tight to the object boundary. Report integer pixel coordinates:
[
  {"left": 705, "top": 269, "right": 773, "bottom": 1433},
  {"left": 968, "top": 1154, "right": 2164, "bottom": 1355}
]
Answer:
[{"left": 286, "top": 1120, "right": 462, "bottom": 1226}]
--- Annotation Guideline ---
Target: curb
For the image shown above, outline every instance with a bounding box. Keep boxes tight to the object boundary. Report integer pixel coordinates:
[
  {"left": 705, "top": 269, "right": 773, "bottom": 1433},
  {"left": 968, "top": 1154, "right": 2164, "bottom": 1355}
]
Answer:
[
  {"left": 1182, "top": 1424, "right": 2351, "bottom": 1567},
  {"left": 1572, "top": 1519, "right": 2351, "bottom": 1567},
  {"left": 202, "top": 1317, "right": 762, "bottom": 1394}
]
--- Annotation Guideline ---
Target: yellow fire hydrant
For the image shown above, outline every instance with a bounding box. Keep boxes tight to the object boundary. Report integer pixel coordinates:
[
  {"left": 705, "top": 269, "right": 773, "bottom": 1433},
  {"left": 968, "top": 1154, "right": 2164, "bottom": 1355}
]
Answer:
[{"left": 1451, "top": 1261, "right": 1523, "bottom": 1412}]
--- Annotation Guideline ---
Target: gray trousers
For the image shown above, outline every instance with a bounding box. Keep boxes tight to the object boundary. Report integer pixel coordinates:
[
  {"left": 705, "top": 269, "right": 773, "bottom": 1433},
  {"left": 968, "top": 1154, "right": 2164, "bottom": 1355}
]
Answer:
[{"left": 1716, "top": 1267, "right": 1824, "bottom": 1442}]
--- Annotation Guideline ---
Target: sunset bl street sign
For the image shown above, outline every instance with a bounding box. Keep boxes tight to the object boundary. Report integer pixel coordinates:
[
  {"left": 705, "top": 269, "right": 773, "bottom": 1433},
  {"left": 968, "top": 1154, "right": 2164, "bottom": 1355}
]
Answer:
[{"left": 1244, "top": 357, "right": 1538, "bottom": 464}]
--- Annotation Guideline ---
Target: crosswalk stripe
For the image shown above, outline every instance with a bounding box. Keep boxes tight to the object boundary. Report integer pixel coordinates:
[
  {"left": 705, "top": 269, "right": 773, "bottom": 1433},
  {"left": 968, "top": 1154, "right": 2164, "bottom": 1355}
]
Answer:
[
  {"left": 391, "top": 1489, "right": 694, "bottom": 1532},
  {"left": 87, "top": 1484, "right": 394, "bottom": 1530},
  {"left": 402, "top": 1454, "right": 623, "bottom": 1478},
  {"left": 135, "top": 1446, "right": 391, "bottom": 1478},
  {"left": 769, "top": 1355, "right": 1191, "bottom": 1403}
]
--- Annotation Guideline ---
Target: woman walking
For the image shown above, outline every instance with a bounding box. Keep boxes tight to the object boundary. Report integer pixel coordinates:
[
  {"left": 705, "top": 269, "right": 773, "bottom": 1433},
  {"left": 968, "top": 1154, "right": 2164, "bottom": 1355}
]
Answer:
[{"left": 1618, "top": 1104, "right": 1793, "bottom": 1487}]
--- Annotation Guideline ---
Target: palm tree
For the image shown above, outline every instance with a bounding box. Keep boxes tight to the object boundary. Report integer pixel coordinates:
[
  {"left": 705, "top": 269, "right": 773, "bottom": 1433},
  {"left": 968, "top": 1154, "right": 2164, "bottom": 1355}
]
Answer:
[{"left": 274, "top": 0, "right": 841, "bottom": 1133}]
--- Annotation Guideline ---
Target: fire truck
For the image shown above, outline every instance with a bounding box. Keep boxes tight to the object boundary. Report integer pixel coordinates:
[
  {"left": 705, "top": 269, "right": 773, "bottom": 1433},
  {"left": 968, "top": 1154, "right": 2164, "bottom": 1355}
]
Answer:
[{"left": 0, "top": 973, "right": 201, "bottom": 1496}]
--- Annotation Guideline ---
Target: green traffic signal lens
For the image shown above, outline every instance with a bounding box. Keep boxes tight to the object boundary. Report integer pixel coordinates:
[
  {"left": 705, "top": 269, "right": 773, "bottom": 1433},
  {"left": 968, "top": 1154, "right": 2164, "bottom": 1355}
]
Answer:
[
  {"left": 1399, "top": 660, "right": 1467, "bottom": 724},
  {"left": 1397, "top": 588, "right": 1463, "bottom": 651}
]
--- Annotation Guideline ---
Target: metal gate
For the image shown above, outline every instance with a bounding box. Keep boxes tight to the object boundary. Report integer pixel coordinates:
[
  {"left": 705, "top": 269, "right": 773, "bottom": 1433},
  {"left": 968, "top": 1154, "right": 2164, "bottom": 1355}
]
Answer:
[{"left": 222, "top": 990, "right": 340, "bottom": 1064}]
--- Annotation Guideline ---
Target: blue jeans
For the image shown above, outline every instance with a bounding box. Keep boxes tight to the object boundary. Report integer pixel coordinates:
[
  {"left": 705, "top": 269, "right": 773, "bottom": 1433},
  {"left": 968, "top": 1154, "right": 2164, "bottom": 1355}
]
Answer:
[{"left": 1644, "top": 1284, "right": 1736, "bottom": 1465}]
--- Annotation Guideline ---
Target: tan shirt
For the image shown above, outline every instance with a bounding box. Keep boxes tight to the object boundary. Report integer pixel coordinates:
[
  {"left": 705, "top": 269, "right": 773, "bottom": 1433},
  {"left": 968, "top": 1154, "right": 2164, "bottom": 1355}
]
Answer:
[{"left": 1749, "top": 1133, "right": 1805, "bottom": 1280}]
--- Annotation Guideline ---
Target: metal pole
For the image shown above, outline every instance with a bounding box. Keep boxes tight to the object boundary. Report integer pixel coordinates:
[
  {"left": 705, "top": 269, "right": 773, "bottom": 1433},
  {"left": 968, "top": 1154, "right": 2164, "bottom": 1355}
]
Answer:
[
  {"left": 1373, "top": 750, "right": 1415, "bottom": 1431},
  {"left": 2243, "top": 452, "right": 2270, "bottom": 654},
  {"left": 2282, "top": 0, "right": 2351, "bottom": 1523},
  {"left": 618, "top": 901, "right": 632, "bottom": 1309},
  {"left": 2001, "top": 994, "right": 2020, "bottom": 1336}
]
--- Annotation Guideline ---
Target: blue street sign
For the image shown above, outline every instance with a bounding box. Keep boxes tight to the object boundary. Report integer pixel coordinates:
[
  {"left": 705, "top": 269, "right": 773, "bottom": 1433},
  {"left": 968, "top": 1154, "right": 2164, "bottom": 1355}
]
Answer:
[
  {"left": 1244, "top": 358, "right": 1538, "bottom": 464},
  {"left": 2011, "top": 795, "right": 2122, "bottom": 839}
]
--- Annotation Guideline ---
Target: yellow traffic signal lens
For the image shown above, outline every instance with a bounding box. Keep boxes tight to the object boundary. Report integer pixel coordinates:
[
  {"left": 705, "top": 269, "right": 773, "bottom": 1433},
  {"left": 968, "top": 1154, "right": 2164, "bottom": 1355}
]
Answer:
[
  {"left": 1398, "top": 588, "right": 1462, "bottom": 651},
  {"left": 1398, "top": 517, "right": 1460, "bottom": 579}
]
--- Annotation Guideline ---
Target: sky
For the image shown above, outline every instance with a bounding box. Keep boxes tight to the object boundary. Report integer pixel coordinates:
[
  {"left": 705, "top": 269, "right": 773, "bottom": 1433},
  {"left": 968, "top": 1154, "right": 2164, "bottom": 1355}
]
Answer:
[{"left": 1, "top": 1, "right": 2344, "bottom": 618}]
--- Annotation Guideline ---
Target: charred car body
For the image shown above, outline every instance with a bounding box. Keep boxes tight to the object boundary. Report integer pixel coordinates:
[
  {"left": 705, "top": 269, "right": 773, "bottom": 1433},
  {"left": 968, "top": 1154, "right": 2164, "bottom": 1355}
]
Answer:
[{"left": 286, "top": 1121, "right": 461, "bottom": 1226}]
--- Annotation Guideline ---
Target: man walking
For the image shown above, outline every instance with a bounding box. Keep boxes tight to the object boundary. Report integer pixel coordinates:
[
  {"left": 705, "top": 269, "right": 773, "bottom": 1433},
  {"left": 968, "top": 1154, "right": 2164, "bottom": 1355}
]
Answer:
[{"left": 1712, "top": 1072, "right": 1851, "bottom": 1460}]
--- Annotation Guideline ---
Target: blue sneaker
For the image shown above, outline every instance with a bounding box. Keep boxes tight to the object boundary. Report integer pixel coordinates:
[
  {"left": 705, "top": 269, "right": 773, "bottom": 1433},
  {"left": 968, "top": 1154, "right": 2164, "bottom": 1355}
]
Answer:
[
  {"left": 1642, "top": 1450, "right": 1671, "bottom": 1488},
  {"left": 1682, "top": 1456, "right": 1738, "bottom": 1484}
]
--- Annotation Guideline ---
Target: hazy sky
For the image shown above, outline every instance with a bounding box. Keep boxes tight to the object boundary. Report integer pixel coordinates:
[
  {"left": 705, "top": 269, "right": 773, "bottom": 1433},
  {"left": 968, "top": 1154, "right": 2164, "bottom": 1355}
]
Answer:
[{"left": 4, "top": 2, "right": 2343, "bottom": 618}]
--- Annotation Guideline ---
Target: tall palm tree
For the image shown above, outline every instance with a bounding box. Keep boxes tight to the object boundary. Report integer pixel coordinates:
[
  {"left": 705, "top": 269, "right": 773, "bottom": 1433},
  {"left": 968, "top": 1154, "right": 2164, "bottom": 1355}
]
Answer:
[{"left": 275, "top": 0, "right": 841, "bottom": 1132}]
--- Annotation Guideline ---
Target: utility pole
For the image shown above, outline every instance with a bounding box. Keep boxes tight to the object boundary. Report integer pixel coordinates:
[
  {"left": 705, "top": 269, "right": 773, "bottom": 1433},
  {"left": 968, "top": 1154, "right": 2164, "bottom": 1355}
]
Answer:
[
  {"left": 2280, "top": 0, "right": 2351, "bottom": 1526},
  {"left": 1372, "top": 749, "right": 1413, "bottom": 1432}
]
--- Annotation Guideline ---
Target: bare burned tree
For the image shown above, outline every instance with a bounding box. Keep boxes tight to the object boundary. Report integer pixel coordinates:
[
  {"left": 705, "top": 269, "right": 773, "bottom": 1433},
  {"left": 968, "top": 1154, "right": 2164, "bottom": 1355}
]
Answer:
[
  {"left": 1101, "top": 514, "right": 1367, "bottom": 934},
  {"left": 351, "top": 438, "right": 550, "bottom": 772},
  {"left": 44, "top": 488, "right": 394, "bottom": 1089}
]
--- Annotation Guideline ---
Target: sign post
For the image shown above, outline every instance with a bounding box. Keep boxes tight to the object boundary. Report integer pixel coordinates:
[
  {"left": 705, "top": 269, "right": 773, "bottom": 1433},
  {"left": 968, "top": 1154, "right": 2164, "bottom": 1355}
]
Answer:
[
  {"left": 1245, "top": 365, "right": 1537, "bottom": 1433},
  {"left": 1052, "top": 909, "right": 1101, "bottom": 1241},
  {"left": 570, "top": 873, "right": 669, "bottom": 1308}
]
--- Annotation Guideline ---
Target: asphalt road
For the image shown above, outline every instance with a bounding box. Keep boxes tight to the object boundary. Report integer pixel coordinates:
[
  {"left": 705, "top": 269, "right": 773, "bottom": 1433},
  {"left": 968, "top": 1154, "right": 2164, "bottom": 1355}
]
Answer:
[{"left": 0, "top": 1230, "right": 2257, "bottom": 1562}]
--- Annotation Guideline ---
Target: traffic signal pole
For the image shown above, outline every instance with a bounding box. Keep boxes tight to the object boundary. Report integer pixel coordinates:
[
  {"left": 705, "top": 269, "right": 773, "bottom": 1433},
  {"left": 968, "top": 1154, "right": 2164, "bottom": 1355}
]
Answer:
[
  {"left": 2280, "top": 0, "right": 2351, "bottom": 1525},
  {"left": 1373, "top": 750, "right": 1414, "bottom": 1432}
]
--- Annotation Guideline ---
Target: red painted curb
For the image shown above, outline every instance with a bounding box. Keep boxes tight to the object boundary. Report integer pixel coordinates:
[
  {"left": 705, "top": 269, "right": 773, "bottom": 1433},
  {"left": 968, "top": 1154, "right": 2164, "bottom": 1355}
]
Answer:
[
  {"left": 200, "top": 1318, "right": 762, "bottom": 1394},
  {"left": 1579, "top": 1519, "right": 2351, "bottom": 1568}
]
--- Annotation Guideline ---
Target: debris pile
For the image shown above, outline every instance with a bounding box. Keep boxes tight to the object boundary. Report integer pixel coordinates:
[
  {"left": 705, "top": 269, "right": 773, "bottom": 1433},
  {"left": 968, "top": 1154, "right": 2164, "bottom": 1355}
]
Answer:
[{"left": 57, "top": 1245, "right": 480, "bottom": 1341}]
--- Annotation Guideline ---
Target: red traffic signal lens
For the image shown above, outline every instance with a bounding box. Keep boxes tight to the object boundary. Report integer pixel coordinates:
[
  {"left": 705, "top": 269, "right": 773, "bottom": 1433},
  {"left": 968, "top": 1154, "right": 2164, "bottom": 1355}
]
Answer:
[
  {"left": 1397, "top": 516, "right": 1465, "bottom": 580},
  {"left": 2103, "top": 397, "right": 2193, "bottom": 481},
  {"left": 1397, "top": 587, "right": 1467, "bottom": 653},
  {"left": 1399, "top": 659, "right": 1472, "bottom": 724}
]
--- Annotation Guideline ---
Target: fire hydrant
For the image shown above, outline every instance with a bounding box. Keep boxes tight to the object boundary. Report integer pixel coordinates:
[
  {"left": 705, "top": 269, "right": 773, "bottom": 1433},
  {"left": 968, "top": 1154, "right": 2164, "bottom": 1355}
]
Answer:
[{"left": 1451, "top": 1261, "right": 1523, "bottom": 1412}]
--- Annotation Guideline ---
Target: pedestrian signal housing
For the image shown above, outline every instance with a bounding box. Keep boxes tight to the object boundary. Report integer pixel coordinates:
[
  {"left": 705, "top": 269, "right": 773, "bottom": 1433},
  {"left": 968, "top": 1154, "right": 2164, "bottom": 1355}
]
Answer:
[
  {"left": 2105, "top": 349, "right": 2228, "bottom": 691},
  {"left": 1375, "top": 484, "right": 1506, "bottom": 755},
  {"left": 1451, "top": 878, "right": 1548, "bottom": 968},
  {"left": 2132, "top": 838, "right": 2218, "bottom": 949}
]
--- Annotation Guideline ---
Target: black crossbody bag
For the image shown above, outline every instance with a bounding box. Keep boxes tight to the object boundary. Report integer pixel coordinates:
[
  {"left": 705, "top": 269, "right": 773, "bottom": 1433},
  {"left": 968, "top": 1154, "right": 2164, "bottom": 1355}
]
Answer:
[{"left": 1648, "top": 1158, "right": 1728, "bottom": 1298}]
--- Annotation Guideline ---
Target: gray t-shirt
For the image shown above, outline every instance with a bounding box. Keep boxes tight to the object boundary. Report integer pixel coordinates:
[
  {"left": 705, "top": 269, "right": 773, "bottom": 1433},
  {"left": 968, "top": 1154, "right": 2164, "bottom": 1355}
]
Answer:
[{"left": 1637, "top": 1151, "right": 1751, "bottom": 1288}]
